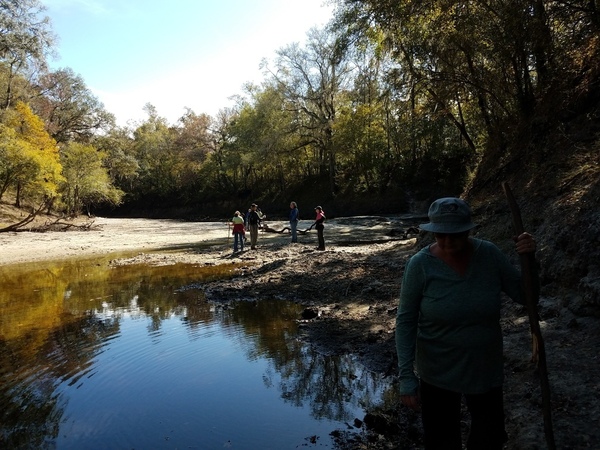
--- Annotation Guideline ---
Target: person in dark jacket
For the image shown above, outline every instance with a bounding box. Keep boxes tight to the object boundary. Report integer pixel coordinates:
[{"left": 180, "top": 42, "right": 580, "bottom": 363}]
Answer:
[{"left": 246, "top": 203, "right": 264, "bottom": 250}]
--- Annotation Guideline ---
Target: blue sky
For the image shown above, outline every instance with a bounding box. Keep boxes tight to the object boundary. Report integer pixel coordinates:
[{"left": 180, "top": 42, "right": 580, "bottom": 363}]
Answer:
[{"left": 42, "top": 0, "right": 334, "bottom": 126}]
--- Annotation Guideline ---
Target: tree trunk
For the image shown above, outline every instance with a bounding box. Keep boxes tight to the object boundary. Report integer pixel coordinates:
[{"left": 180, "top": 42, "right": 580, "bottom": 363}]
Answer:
[{"left": 15, "top": 181, "right": 21, "bottom": 207}]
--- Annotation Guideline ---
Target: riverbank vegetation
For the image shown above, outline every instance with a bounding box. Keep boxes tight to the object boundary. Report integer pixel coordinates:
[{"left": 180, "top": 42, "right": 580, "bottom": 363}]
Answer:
[{"left": 1, "top": 0, "right": 598, "bottom": 296}]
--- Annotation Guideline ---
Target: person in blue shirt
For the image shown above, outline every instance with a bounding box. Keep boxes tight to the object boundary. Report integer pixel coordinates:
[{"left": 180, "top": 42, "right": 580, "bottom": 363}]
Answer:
[
  {"left": 289, "top": 201, "right": 299, "bottom": 243},
  {"left": 396, "top": 197, "right": 538, "bottom": 450}
]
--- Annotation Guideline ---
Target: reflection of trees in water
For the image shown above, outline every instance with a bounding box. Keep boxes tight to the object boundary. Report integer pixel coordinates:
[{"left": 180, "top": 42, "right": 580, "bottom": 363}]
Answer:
[
  {"left": 0, "top": 260, "right": 230, "bottom": 448},
  {"left": 0, "top": 262, "right": 227, "bottom": 447},
  {"left": 0, "top": 314, "right": 119, "bottom": 448},
  {"left": 0, "top": 365, "right": 64, "bottom": 448},
  {"left": 80, "top": 265, "right": 215, "bottom": 335},
  {"left": 134, "top": 281, "right": 212, "bottom": 335},
  {"left": 224, "top": 300, "right": 301, "bottom": 353},
  {"left": 220, "top": 299, "right": 392, "bottom": 423},
  {"left": 269, "top": 348, "right": 389, "bottom": 422},
  {"left": 278, "top": 349, "right": 358, "bottom": 421},
  {"left": 0, "top": 258, "right": 393, "bottom": 446}
]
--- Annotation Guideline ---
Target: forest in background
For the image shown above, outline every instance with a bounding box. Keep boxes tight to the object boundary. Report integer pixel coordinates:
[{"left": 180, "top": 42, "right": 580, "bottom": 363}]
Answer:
[{"left": 1, "top": 0, "right": 599, "bottom": 296}]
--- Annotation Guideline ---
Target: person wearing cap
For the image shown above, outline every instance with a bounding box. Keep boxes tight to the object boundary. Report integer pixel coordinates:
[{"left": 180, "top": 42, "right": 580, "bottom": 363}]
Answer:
[
  {"left": 246, "top": 203, "right": 264, "bottom": 250},
  {"left": 312, "top": 206, "right": 326, "bottom": 250},
  {"left": 230, "top": 211, "right": 245, "bottom": 252},
  {"left": 395, "top": 197, "right": 538, "bottom": 450}
]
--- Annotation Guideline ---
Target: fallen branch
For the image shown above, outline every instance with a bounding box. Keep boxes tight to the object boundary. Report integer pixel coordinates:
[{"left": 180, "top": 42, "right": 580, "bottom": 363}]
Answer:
[
  {"left": 29, "top": 219, "right": 97, "bottom": 232},
  {"left": 261, "top": 223, "right": 313, "bottom": 234},
  {"left": 0, "top": 202, "right": 46, "bottom": 232},
  {"left": 502, "top": 181, "right": 556, "bottom": 450}
]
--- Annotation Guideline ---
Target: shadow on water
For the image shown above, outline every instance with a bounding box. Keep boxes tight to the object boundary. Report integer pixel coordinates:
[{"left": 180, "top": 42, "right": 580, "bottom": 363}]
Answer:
[{"left": 0, "top": 255, "right": 396, "bottom": 449}]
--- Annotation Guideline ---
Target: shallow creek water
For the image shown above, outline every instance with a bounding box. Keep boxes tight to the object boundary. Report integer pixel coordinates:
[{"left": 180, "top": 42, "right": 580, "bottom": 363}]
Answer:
[{"left": 0, "top": 253, "right": 395, "bottom": 449}]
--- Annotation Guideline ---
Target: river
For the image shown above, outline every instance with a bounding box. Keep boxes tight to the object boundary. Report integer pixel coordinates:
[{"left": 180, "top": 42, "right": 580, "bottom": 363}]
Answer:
[{"left": 0, "top": 251, "right": 397, "bottom": 449}]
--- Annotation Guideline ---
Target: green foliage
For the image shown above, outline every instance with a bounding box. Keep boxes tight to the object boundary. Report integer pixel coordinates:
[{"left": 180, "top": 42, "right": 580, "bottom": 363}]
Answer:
[
  {"left": 224, "top": 85, "right": 301, "bottom": 196},
  {"left": 93, "top": 126, "right": 140, "bottom": 192},
  {"left": 59, "top": 142, "right": 123, "bottom": 215},
  {"left": 0, "top": 0, "right": 55, "bottom": 109},
  {"left": 262, "top": 27, "right": 355, "bottom": 197},
  {"left": 0, "top": 62, "right": 37, "bottom": 108},
  {"left": 32, "top": 68, "right": 115, "bottom": 143},
  {"left": 130, "top": 106, "right": 178, "bottom": 200}
]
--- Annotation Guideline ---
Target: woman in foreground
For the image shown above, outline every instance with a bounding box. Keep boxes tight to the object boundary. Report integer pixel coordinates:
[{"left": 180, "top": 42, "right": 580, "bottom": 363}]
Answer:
[{"left": 396, "top": 197, "right": 538, "bottom": 450}]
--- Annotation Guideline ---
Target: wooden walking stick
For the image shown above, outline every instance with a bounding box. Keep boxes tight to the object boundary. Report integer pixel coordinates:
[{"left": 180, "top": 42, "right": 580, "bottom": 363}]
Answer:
[
  {"left": 226, "top": 220, "right": 231, "bottom": 248},
  {"left": 502, "top": 182, "right": 556, "bottom": 450}
]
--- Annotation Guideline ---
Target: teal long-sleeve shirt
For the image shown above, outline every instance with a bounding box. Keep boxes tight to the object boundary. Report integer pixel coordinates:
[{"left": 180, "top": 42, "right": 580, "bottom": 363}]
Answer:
[{"left": 395, "top": 238, "right": 527, "bottom": 396}]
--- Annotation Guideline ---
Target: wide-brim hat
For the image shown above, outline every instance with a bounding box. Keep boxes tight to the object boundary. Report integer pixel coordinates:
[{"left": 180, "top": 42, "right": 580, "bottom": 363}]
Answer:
[{"left": 419, "top": 197, "right": 477, "bottom": 233}]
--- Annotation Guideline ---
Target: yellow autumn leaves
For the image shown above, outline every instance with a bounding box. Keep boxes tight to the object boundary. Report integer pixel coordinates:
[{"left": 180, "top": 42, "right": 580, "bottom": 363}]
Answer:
[{"left": 0, "top": 102, "right": 63, "bottom": 206}]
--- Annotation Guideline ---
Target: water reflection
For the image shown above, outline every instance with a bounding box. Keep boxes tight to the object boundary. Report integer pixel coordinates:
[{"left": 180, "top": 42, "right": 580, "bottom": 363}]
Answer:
[
  {"left": 223, "top": 301, "right": 390, "bottom": 423},
  {"left": 0, "top": 257, "right": 394, "bottom": 449}
]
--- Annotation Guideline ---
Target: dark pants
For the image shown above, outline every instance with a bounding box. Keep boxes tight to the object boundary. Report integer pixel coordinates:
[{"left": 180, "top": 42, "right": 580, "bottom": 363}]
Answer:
[
  {"left": 316, "top": 225, "right": 325, "bottom": 249},
  {"left": 420, "top": 380, "right": 507, "bottom": 450}
]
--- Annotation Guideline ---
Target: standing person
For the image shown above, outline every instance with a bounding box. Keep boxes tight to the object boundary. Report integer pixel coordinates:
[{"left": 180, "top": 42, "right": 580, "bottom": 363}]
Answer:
[
  {"left": 312, "top": 206, "right": 326, "bottom": 250},
  {"left": 289, "top": 201, "right": 299, "bottom": 243},
  {"left": 257, "top": 207, "right": 266, "bottom": 228},
  {"left": 243, "top": 208, "right": 252, "bottom": 243},
  {"left": 230, "top": 211, "right": 245, "bottom": 253},
  {"left": 395, "top": 197, "right": 539, "bottom": 450},
  {"left": 246, "top": 203, "right": 263, "bottom": 250}
]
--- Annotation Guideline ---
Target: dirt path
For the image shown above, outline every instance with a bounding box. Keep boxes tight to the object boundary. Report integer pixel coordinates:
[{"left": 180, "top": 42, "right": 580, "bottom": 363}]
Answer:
[{"left": 1, "top": 217, "right": 597, "bottom": 449}]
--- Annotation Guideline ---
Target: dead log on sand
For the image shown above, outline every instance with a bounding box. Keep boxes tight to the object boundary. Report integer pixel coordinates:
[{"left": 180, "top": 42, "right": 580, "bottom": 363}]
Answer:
[
  {"left": 261, "top": 223, "right": 313, "bottom": 235},
  {"left": 0, "top": 203, "right": 47, "bottom": 232},
  {"left": 29, "top": 219, "right": 97, "bottom": 232},
  {"left": 0, "top": 215, "right": 36, "bottom": 232},
  {"left": 0, "top": 215, "right": 97, "bottom": 233}
]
